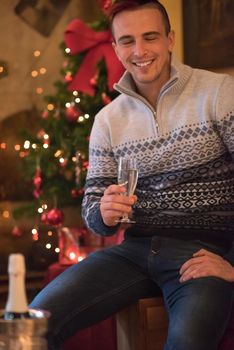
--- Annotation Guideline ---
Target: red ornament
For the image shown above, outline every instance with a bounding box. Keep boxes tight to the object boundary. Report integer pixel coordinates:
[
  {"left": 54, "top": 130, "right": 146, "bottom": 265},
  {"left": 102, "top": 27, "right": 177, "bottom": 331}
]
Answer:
[
  {"left": 47, "top": 208, "right": 65, "bottom": 226},
  {"left": 33, "top": 175, "right": 42, "bottom": 189},
  {"left": 101, "top": 92, "right": 111, "bottom": 105},
  {"left": 40, "top": 212, "right": 48, "bottom": 224},
  {"left": 12, "top": 226, "right": 22, "bottom": 237},
  {"left": 90, "top": 74, "right": 98, "bottom": 87},
  {"left": 41, "top": 110, "right": 49, "bottom": 119},
  {"left": 71, "top": 188, "right": 79, "bottom": 198},
  {"left": 65, "top": 106, "right": 80, "bottom": 122},
  {"left": 65, "top": 72, "right": 73, "bottom": 83},
  {"left": 98, "top": 0, "right": 112, "bottom": 14},
  {"left": 33, "top": 188, "right": 42, "bottom": 199},
  {"left": 33, "top": 167, "right": 42, "bottom": 198}
]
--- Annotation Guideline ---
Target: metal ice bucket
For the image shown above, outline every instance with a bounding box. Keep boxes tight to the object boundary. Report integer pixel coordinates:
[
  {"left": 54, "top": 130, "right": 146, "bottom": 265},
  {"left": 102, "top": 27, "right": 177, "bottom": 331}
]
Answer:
[{"left": 0, "top": 309, "right": 50, "bottom": 350}]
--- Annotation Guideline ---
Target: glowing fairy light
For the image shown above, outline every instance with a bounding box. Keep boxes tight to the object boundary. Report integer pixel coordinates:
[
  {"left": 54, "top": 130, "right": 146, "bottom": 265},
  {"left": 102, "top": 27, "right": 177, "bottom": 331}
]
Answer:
[
  {"left": 54, "top": 150, "right": 62, "bottom": 157},
  {"left": 46, "top": 243, "right": 52, "bottom": 249},
  {"left": 75, "top": 98, "right": 80, "bottom": 103},
  {"left": 32, "top": 228, "right": 38, "bottom": 235},
  {"left": 14, "top": 144, "right": 21, "bottom": 151},
  {"left": 34, "top": 50, "right": 41, "bottom": 57},
  {"left": 84, "top": 114, "right": 90, "bottom": 119},
  {"left": 43, "top": 134, "right": 49, "bottom": 140},
  {"left": 36, "top": 87, "right": 43, "bottom": 94},
  {"left": 78, "top": 256, "right": 84, "bottom": 262},
  {"left": 47, "top": 104, "right": 54, "bottom": 111},
  {"left": 65, "top": 48, "right": 71, "bottom": 54},
  {"left": 31, "top": 70, "right": 38, "bottom": 78},
  {"left": 73, "top": 91, "right": 78, "bottom": 96},
  {"left": 24, "top": 140, "right": 30, "bottom": 149},
  {"left": 59, "top": 157, "right": 65, "bottom": 164},
  {"left": 0, "top": 143, "right": 6, "bottom": 149},
  {"left": 2, "top": 211, "right": 10, "bottom": 219},
  {"left": 38, "top": 207, "right": 43, "bottom": 214},
  {"left": 32, "top": 143, "right": 37, "bottom": 149},
  {"left": 55, "top": 247, "right": 60, "bottom": 253},
  {"left": 47, "top": 231, "right": 53, "bottom": 236},
  {"left": 65, "top": 102, "right": 71, "bottom": 108},
  {"left": 78, "top": 116, "right": 84, "bottom": 122},
  {"left": 42, "top": 204, "right": 48, "bottom": 210},
  {"left": 39, "top": 67, "right": 47, "bottom": 74},
  {"left": 43, "top": 143, "right": 49, "bottom": 149},
  {"left": 69, "top": 252, "right": 76, "bottom": 260}
]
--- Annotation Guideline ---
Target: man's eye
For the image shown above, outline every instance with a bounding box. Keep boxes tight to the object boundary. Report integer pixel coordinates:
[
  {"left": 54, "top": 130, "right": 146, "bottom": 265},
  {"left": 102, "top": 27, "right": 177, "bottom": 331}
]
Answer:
[
  {"left": 145, "top": 35, "right": 157, "bottom": 41},
  {"left": 120, "top": 40, "right": 134, "bottom": 46}
]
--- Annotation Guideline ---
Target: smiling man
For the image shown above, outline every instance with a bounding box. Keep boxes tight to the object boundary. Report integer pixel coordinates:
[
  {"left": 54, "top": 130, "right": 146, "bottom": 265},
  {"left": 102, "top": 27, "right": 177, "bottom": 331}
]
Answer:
[{"left": 30, "top": 1, "right": 234, "bottom": 349}]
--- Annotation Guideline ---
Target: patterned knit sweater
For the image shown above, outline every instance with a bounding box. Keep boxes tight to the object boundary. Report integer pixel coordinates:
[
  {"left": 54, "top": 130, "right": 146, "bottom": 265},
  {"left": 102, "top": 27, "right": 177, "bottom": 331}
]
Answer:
[{"left": 82, "top": 56, "right": 234, "bottom": 249}]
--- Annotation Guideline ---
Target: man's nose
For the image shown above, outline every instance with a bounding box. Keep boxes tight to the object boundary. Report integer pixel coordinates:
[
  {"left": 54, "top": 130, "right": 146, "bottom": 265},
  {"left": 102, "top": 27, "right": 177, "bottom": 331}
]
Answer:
[{"left": 134, "top": 41, "right": 148, "bottom": 56}]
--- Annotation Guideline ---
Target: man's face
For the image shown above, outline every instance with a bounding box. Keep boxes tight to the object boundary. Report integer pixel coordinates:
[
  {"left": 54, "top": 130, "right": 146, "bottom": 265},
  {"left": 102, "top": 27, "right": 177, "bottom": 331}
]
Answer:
[{"left": 112, "top": 6, "right": 175, "bottom": 90}]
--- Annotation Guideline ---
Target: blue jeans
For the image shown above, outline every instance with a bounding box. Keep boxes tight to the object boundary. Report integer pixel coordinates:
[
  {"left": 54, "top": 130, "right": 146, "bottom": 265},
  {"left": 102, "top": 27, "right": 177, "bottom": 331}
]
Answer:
[{"left": 30, "top": 236, "right": 233, "bottom": 350}]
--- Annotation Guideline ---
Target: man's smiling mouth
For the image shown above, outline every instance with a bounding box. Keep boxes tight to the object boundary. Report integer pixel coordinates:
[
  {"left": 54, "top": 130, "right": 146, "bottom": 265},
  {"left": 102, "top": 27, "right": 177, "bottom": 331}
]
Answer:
[{"left": 133, "top": 60, "right": 154, "bottom": 67}]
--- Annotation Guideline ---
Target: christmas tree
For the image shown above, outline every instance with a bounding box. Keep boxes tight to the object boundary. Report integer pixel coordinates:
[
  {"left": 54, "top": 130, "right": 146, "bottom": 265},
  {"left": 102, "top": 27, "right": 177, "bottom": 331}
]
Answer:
[{"left": 14, "top": 0, "right": 124, "bottom": 232}]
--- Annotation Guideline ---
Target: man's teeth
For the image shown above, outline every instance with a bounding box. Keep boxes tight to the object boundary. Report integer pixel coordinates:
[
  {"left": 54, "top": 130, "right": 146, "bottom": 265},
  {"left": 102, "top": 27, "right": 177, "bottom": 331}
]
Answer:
[{"left": 135, "top": 60, "right": 152, "bottom": 67}]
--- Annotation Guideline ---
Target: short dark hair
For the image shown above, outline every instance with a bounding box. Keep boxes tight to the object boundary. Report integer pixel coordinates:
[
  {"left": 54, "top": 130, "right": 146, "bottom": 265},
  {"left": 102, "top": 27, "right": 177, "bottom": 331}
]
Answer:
[{"left": 107, "top": 0, "right": 171, "bottom": 35}]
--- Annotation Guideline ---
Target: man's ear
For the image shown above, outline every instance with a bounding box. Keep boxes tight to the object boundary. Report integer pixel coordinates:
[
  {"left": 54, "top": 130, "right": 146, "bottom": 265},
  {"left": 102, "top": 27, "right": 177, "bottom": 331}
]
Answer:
[
  {"left": 112, "top": 41, "right": 120, "bottom": 61},
  {"left": 168, "top": 30, "right": 175, "bottom": 53}
]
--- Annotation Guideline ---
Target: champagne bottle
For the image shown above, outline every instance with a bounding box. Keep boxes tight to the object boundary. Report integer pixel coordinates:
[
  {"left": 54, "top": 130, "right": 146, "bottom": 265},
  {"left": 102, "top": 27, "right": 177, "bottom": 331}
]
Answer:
[{"left": 4, "top": 254, "right": 30, "bottom": 320}]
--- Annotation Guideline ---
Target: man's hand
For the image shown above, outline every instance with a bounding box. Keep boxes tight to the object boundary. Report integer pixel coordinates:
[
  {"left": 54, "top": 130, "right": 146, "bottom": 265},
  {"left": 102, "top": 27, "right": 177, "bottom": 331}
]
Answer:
[
  {"left": 100, "top": 184, "right": 137, "bottom": 227},
  {"left": 179, "top": 249, "right": 234, "bottom": 283}
]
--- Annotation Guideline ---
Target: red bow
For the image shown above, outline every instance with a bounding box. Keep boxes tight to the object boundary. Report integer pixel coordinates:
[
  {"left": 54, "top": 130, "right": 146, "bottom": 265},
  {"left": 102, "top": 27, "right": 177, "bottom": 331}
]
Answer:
[{"left": 64, "top": 19, "right": 125, "bottom": 96}]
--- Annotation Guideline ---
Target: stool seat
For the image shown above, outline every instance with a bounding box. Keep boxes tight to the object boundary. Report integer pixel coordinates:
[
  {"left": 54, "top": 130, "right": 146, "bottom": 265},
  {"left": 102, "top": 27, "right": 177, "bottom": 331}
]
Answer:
[{"left": 116, "top": 297, "right": 168, "bottom": 350}]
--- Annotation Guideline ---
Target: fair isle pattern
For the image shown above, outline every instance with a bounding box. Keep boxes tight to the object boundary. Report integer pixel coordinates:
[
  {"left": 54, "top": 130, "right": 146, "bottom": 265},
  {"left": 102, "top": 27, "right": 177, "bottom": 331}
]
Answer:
[{"left": 83, "top": 115, "right": 234, "bottom": 237}]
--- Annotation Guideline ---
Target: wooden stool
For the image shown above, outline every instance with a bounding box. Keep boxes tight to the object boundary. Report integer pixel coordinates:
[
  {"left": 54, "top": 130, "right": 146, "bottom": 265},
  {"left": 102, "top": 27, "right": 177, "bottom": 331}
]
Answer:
[{"left": 116, "top": 297, "right": 168, "bottom": 350}]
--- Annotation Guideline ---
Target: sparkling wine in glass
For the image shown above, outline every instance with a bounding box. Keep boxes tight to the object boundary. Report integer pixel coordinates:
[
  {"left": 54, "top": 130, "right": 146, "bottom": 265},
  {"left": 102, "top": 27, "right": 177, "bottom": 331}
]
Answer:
[{"left": 116, "top": 157, "right": 138, "bottom": 224}]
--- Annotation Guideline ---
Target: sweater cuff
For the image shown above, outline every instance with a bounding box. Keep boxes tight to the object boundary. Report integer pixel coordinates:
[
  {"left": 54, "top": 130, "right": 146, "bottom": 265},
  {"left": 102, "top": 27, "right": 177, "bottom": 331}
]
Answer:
[{"left": 87, "top": 207, "right": 120, "bottom": 236}]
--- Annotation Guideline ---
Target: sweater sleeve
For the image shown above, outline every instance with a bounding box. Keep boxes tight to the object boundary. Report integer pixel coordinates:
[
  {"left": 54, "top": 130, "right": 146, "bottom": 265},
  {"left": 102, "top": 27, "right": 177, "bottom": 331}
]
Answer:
[
  {"left": 81, "top": 111, "right": 120, "bottom": 236},
  {"left": 215, "top": 74, "right": 234, "bottom": 162}
]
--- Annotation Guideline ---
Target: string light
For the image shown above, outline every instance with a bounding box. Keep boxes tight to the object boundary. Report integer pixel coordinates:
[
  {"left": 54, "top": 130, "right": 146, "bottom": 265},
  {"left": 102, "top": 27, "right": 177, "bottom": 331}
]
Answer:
[
  {"left": 73, "top": 91, "right": 78, "bottom": 96},
  {"left": 33, "top": 50, "right": 41, "bottom": 57},
  {"left": 0, "top": 143, "right": 6, "bottom": 149},
  {"left": 24, "top": 140, "right": 30, "bottom": 149},
  {"left": 14, "top": 144, "right": 21, "bottom": 151},
  {"left": 78, "top": 116, "right": 84, "bottom": 122},
  {"left": 36, "top": 87, "right": 43, "bottom": 94},
  {"left": 32, "top": 228, "right": 38, "bottom": 235},
  {"left": 54, "top": 150, "right": 62, "bottom": 157},
  {"left": 47, "top": 104, "right": 54, "bottom": 111},
  {"left": 2, "top": 211, "right": 10, "bottom": 219},
  {"left": 69, "top": 252, "right": 76, "bottom": 260},
  {"left": 55, "top": 247, "right": 60, "bottom": 253},
  {"left": 75, "top": 98, "right": 80, "bottom": 103},
  {"left": 46, "top": 243, "right": 52, "bottom": 249},
  {"left": 65, "top": 48, "right": 71, "bottom": 54},
  {"left": 31, "top": 70, "right": 38, "bottom": 78},
  {"left": 47, "top": 231, "right": 53, "bottom": 237},
  {"left": 39, "top": 67, "right": 47, "bottom": 74}
]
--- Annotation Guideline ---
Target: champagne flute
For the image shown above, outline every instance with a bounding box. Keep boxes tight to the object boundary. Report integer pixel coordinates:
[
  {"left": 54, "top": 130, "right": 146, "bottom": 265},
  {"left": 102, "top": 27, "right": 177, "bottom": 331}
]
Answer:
[{"left": 116, "top": 157, "right": 138, "bottom": 223}]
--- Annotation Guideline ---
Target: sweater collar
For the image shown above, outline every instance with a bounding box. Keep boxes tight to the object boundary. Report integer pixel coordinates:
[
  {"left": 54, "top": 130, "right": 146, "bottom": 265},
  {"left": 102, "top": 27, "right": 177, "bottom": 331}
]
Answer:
[{"left": 114, "top": 54, "right": 192, "bottom": 96}]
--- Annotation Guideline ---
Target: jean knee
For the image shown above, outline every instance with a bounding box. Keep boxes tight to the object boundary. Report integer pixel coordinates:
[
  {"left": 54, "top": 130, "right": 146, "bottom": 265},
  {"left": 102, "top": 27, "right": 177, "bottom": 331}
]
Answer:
[{"left": 165, "top": 322, "right": 218, "bottom": 350}]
